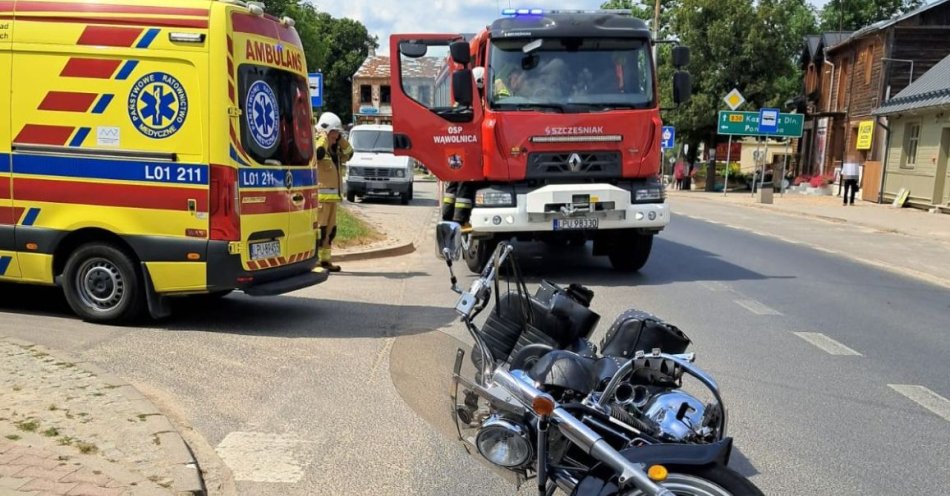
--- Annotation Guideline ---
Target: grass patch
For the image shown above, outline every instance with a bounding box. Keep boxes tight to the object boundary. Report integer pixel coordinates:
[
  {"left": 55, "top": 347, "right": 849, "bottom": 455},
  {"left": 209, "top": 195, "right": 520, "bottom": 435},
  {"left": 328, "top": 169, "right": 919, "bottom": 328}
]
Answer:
[
  {"left": 12, "top": 385, "right": 22, "bottom": 392},
  {"left": 42, "top": 427, "right": 59, "bottom": 437},
  {"left": 58, "top": 436, "right": 74, "bottom": 446},
  {"left": 75, "top": 441, "right": 98, "bottom": 455},
  {"left": 14, "top": 419, "right": 39, "bottom": 432},
  {"left": 334, "top": 206, "right": 383, "bottom": 249},
  {"left": 5, "top": 434, "right": 20, "bottom": 441}
]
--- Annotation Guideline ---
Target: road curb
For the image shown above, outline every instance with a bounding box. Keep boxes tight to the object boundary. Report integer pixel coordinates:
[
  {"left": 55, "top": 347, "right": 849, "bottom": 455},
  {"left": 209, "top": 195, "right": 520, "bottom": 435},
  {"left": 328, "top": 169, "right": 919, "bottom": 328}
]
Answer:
[
  {"left": 674, "top": 193, "right": 916, "bottom": 237},
  {"left": 334, "top": 241, "right": 416, "bottom": 262},
  {"left": 0, "top": 336, "right": 207, "bottom": 496}
]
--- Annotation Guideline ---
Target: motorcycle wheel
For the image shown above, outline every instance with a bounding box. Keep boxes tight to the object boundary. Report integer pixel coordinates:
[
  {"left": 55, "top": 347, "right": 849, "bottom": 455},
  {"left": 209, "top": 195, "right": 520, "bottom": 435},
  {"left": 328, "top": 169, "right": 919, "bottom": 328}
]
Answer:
[{"left": 623, "top": 465, "right": 763, "bottom": 496}]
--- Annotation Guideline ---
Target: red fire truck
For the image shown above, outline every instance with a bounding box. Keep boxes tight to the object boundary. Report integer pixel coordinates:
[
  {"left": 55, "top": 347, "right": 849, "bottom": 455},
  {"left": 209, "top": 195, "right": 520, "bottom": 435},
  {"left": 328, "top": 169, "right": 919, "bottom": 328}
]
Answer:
[{"left": 390, "top": 9, "right": 690, "bottom": 272}]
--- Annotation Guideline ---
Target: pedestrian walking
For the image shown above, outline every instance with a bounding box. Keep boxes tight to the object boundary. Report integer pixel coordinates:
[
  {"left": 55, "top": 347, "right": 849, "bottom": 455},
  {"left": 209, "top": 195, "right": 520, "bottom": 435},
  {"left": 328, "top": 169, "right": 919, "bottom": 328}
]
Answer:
[
  {"left": 674, "top": 159, "right": 685, "bottom": 190},
  {"left": 314, "top": 112, "right": 353, "bottom": 272},
  {"left": 841, "top": 153, "right": 862, "bottom": 206}
]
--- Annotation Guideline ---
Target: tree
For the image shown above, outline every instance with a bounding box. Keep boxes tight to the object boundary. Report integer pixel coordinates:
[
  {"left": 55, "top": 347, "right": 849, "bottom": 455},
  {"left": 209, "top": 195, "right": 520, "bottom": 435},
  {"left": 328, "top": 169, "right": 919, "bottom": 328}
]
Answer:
[
  {"left": 819, "top": 0, "right": 924, "bottom": 31},
  {"left": 264, "top": 1, "right": 378, "bottom": 123}
]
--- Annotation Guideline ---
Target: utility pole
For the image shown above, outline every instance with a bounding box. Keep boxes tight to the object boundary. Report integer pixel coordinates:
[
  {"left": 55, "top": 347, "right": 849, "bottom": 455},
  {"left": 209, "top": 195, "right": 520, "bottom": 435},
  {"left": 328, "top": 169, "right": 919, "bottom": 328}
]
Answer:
[{"left": 653, "top": 0, "right": 661, "bottom": 61}]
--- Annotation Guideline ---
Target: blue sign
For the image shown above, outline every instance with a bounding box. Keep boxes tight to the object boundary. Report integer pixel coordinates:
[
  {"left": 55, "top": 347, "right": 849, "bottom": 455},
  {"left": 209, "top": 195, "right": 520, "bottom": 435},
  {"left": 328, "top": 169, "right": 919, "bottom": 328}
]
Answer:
[
  {"left": 661, "top": 126, "right": 675, "bottom": 150},
  {"left": 308, "top": 72, "right": 324, "bottom": 108},
  {"left": 758, "top": 108, "right": 779, "bottom": 134}
]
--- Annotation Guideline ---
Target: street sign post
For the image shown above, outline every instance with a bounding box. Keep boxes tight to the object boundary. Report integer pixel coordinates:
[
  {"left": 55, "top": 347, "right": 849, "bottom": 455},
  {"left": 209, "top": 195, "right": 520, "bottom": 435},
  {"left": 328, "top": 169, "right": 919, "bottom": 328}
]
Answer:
[
  {"left": 661, "top": 126, "right": 675, "bottom": 150},
  {"left": 308, "top": 72, "right": 323, "bottom": 108},
  {"left": 717, "top": 111, "right": 804, "bottom": 138}
]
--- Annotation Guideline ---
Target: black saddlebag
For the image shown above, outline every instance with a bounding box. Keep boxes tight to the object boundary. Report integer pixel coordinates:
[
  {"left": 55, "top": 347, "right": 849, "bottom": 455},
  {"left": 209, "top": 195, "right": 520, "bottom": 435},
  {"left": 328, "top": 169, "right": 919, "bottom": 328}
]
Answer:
[{"left": 599, "top": 309, "right": 691, "bottom": 358}]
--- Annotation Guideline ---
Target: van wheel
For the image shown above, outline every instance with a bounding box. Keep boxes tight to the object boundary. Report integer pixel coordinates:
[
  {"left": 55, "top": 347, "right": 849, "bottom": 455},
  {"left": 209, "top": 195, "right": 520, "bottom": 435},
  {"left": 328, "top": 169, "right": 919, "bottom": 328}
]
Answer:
[
  {"left": 346, "top": 191, "right": 356, "bottom": 203},
  {"left": 408, "top": 183, "right": 414, "bottom": 201},
  {"left": 63, "top": 243, "right": 144, "bottom": 323},
  {"left": 400, "top": 192, "right": 410, "bottom": 205}
]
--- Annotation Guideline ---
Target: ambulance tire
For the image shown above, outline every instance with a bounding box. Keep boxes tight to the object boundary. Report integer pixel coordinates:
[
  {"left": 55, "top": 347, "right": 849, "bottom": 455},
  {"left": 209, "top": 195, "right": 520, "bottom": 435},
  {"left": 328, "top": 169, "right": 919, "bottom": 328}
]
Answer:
[{"left": 63, "top": 243, "right": 144, "bottom": 324}]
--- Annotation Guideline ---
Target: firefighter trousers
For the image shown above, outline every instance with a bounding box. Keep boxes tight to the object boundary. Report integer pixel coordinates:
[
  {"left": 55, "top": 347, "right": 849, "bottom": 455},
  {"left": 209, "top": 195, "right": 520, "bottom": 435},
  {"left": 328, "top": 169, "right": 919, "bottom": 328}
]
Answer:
[{"left": 318, "top": 201, "right": 339, "bottom": 262}]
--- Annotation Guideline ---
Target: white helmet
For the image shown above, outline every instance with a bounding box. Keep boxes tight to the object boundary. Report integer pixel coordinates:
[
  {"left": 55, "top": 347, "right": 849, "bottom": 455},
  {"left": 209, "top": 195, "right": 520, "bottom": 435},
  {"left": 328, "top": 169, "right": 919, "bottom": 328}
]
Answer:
[
  {"left": 472, "top": 66, "right": 486, "bottom": 89},
  {"left": 317, "top": 112, "right": 344, "bottom": 133}
]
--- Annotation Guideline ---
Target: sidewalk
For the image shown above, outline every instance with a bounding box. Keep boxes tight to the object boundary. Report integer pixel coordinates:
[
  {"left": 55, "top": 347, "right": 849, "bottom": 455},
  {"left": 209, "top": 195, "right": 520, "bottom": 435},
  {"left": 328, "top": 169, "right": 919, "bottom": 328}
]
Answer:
[
  {"left": 668, "top": 190, "right": 950, "bottom": 245},
  {"left": 0, "top": 337, "right": 203, "bottom": 496},
  {"left": 668, "top": 190, "right": 950, "bottom": 289}
]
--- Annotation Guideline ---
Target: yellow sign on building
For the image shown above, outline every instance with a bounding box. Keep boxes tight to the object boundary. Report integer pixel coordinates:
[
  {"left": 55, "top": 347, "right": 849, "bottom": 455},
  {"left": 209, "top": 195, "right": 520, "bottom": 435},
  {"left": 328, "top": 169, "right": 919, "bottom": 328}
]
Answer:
[{"left": 856, "top": 120, "right": 875, "bottom": 150}]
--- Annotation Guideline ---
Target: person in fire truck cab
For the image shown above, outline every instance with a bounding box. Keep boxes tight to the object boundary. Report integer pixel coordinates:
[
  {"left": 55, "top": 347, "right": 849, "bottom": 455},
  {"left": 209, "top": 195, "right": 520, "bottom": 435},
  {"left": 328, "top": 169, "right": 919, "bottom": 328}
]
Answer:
[
  {"left": 314, "top": 112, "right": 353, "bottom": 272},
  {"left": 492, "top": 64, "right": 530, "bottom": 98}
]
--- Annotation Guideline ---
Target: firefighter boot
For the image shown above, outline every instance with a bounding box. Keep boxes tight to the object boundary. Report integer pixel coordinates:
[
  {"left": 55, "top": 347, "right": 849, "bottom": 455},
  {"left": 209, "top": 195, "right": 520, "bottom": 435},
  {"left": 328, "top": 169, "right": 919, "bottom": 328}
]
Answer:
[{"left": 319, "top": 248, "right": 341, "bottom": 272}]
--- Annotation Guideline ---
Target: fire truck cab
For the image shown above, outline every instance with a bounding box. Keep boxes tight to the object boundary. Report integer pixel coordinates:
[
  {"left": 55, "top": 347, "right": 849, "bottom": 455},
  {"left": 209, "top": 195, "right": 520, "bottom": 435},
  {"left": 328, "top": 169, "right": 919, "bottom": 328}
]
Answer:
[{"left": 390, "top": 9, "right": 690, "bottom": 272}]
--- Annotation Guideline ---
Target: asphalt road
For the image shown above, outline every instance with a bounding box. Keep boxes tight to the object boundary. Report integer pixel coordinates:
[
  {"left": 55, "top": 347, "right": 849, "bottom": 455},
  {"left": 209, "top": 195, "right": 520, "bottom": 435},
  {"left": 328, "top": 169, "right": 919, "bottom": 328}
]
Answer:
[{"left": 0, "top": 181, "right": 947, "bottom": 495}]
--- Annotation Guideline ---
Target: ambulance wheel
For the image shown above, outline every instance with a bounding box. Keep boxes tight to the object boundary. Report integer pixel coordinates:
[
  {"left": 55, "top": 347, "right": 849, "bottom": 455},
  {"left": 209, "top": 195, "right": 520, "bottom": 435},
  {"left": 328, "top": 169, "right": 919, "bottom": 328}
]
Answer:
[{"left": 63, "top": 243, "right": 144, "bottom": 323}]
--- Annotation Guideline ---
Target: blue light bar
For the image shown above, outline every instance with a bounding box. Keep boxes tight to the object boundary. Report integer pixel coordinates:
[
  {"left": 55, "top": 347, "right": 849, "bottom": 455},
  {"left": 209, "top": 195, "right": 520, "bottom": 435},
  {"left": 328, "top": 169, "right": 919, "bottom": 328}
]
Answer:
[{"left": 501, "top": 8, "right": 544, "bottom": 17}]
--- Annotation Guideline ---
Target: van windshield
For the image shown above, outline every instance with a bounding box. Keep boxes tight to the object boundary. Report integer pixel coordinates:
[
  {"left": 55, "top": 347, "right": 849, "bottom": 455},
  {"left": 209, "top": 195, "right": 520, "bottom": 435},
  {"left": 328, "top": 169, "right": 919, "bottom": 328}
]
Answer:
[
  {"left": 237, "top": 65, "right": 314, "bottom": 166},
  {"left": 349, "top": 129, "right": 394, "bottom": 153}
]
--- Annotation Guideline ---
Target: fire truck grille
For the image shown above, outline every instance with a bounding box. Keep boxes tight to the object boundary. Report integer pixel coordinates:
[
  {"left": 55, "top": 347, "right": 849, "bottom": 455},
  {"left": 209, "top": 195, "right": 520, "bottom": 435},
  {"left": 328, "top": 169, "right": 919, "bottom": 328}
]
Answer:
[{"left": 526, "top": 151, "right": 622, "bottom": 179}]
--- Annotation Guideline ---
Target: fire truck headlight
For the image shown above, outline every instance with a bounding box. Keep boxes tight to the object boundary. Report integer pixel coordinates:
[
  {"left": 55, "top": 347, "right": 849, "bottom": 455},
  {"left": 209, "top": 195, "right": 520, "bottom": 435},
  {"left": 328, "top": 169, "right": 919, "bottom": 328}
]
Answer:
[{"left": 475, "top": 188, "right": 514, "bottom": 208}]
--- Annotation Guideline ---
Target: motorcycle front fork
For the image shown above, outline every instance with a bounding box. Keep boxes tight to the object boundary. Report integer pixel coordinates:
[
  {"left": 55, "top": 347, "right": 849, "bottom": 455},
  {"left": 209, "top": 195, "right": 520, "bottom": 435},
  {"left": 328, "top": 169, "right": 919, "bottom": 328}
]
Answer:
[{"left": 537, "top": 417, "right": 550, "bottom": 496}]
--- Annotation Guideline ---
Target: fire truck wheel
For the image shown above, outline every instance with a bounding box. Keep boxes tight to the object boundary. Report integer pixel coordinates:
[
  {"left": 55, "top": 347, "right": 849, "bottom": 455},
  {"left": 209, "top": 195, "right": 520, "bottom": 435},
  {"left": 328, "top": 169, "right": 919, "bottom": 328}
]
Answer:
[
  {"left": 463, "top": 235, "right": 497, "bottom": 274},
  {"left": 63, "top": 243, "right": 144, "bottom": 323},
  {"left": 608, "top": 233, "right": 653, "bottom": 272}
]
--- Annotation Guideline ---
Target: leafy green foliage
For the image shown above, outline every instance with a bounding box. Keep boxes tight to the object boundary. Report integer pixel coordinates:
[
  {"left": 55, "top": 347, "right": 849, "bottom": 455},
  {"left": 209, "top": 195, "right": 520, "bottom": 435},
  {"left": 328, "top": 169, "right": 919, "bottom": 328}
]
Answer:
[
  {"left": 819, "top": 0, "right": 924, "bottom": 31},
  {"left": 264, "top": 1, "right": 378, "bottom": 123},
  {"left": 604, "top": 0, "right": 817, "bottom": 162}
]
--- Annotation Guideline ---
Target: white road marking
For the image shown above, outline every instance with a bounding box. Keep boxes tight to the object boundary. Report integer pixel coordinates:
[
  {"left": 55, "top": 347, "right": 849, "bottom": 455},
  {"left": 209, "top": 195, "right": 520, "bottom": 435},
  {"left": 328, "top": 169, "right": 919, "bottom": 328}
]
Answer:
[
  {"left": 699, "top": 281, "right": 730, "bottom": 292},
  {"left": 793, "top": 332, "right": 863, "bottom": 356},
  {"left": 734, "top": 299, "right": 782, "bottom": 315},
  {"left": 216, "top": 431, "right": 306, "bottom": 483},
  {"left": 888, "top": 385, "right": 950, "bottom": 422}
]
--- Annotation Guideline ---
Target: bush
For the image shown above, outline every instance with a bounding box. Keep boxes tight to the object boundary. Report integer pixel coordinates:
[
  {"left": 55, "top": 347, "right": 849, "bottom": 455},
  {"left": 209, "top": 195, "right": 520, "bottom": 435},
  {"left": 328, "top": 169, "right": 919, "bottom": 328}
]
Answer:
[{"left": 808, "top": 175, "right": 834, "bottom": 188}]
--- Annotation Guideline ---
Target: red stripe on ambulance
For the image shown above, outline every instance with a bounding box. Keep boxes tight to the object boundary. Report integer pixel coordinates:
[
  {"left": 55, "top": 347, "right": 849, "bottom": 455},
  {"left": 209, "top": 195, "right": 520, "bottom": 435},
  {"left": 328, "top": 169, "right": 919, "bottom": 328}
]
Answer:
[
  {"left": 14, "top": 179, "right": 209, "bottom": 212},
  {"left": 38, "top": 91, "right": 98, "bottom": 112},
  {"left": 14, "top": 125, "right": 74, "bottom": 146},
  {"left": 77, "top": 26, "right": 143, "bottom": 47},
  {"left": 60, "top": 58, "right": 122, "bottom": 79}
]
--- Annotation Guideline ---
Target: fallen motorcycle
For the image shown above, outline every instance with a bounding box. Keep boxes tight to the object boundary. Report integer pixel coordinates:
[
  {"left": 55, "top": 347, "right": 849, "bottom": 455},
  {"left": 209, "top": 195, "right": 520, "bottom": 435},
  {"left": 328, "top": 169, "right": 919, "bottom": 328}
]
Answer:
[{"left": 415, "top": 221, "right": 764, "bottom": 496}]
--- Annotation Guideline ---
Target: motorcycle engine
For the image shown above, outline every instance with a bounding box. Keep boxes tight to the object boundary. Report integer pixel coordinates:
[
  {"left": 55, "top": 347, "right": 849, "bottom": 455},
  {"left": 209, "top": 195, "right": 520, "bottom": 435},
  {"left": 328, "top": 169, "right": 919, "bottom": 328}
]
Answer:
[{"left": 641, "top": 391, "right": 718, "bottom": 442}]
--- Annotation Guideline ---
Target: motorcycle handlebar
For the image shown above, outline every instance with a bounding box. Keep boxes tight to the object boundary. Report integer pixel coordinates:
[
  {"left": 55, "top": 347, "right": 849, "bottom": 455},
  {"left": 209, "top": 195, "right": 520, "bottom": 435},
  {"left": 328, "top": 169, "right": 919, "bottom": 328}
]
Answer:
[{"left": 491, "top": 369, "right": 674, "bottom": 496}]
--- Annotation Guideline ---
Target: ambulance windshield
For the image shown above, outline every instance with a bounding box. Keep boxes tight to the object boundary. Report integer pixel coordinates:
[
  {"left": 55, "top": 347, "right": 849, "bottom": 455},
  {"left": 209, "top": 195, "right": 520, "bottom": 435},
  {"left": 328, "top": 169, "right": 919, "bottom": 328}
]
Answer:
[
  {"left": 488, "top": 37, "right": 654, "bottom": 111},
  {"left": 237, "top": 65, "right": 314, "bottom": 166}
]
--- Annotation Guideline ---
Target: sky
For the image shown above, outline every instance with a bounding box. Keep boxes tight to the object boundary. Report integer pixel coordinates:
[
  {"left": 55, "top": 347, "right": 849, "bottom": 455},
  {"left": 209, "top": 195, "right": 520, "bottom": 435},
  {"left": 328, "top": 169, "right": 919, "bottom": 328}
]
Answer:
[{"left": 309, "top": 0, "right": 834, "bottom": 53}]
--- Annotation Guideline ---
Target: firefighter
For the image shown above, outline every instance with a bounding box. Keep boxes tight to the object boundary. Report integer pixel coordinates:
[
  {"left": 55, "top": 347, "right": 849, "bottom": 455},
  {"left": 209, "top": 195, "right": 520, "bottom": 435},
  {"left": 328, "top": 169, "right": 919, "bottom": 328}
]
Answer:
[{"left": 314, "top": 112, "right": 353, "bottom": 272}]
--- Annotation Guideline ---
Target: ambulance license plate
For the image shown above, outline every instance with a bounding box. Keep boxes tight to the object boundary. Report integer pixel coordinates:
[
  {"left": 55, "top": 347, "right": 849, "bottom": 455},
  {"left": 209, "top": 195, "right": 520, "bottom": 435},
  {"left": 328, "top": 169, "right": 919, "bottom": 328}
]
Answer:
[
  {"left": 250, "top": 241, "right": 281, "bottom": 260},
  {"left": 553, "top": 218, "right": 599, "bottom": 231}
]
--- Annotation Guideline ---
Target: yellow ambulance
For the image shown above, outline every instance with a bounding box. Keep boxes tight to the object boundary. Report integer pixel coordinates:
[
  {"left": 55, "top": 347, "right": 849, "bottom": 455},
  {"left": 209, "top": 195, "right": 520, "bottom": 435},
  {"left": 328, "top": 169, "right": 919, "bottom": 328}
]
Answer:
[{"left": 0, "top": 0, "right": 326, "bottom": 323}]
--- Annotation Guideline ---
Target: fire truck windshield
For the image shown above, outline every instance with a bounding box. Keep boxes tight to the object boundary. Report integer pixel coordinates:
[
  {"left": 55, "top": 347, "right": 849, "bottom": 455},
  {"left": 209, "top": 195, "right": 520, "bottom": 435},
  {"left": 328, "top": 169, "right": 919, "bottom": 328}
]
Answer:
[{"left": 488, "top": 37, "right": 654, "bottom": 111}]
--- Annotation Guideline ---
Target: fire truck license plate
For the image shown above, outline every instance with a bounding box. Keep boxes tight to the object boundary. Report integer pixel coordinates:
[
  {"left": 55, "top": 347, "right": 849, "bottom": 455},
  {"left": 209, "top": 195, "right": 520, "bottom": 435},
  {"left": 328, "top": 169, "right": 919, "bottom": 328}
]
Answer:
[
  {"left": 553, "top": 218, "right": 599, "bottom": 231},
  {"left": 250, "top": 241, "right": 281, "bottom": 260}
]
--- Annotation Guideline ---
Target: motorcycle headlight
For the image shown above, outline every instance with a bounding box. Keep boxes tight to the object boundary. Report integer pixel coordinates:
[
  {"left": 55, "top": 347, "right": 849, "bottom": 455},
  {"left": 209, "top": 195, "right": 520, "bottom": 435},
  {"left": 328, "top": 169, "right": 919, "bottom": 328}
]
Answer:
[
  {"left": 635, "top": 188, "right": 663, "bottom": 202},
  {"left": 475, "top": 188, "right": 514, "bottom": 207},
  {"left": 475, "top": 417, "right": 532, "bottom": 468}
]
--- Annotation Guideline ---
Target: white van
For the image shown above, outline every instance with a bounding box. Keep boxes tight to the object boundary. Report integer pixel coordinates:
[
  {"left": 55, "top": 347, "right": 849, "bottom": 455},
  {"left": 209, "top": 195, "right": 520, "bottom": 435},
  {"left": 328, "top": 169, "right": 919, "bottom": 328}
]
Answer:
[{"left": 344, "top": 124, "right": 415, "bottom": 205}]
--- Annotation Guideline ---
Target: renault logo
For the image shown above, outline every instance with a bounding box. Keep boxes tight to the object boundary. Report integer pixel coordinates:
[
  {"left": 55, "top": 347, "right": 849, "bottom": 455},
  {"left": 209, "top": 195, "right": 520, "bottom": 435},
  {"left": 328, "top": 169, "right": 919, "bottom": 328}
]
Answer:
[{"left": 567, "top": 153, "right": 583, "bottom": 172}]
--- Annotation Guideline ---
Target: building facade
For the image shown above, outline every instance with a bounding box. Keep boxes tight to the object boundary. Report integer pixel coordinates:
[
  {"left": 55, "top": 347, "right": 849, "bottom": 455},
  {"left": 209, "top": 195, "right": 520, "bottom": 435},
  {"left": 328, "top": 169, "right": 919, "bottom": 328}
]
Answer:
[
  {"left": 874, "top": 53, "right": 950, "bottom": 209},
  {"left": 351, "top": 54, "right": 441, "bottom": 125},
  {"left": 799, "top": 0, "right": 950, "bottom": 201}
]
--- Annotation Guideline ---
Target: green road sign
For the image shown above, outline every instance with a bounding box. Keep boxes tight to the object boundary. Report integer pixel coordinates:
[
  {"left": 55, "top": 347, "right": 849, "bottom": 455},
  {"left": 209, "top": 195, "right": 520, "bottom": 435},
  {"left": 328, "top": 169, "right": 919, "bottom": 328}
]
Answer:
[{"left": 717, "top": 111, "right": 804, "bottom": 138}]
